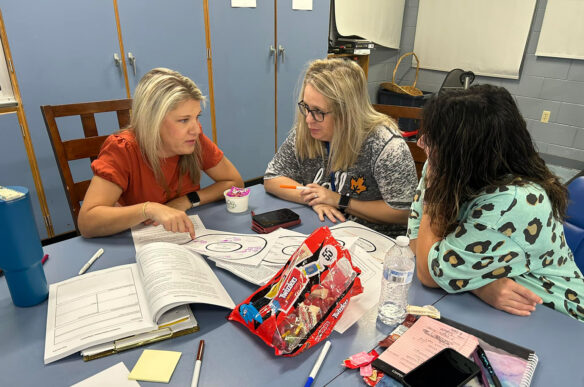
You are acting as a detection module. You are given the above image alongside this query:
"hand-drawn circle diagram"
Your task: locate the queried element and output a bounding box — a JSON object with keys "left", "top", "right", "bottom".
{"left": 331, "top": 226, "right": 386, "bottom": 254}
{"left": 185, "top": 233, "right": 268, "bottom": 262}
{"left": 206, "top": 241, "right": 243, "bottom": 252}
{"left": 263, "top": 235, "right": 307, "bottom": 266}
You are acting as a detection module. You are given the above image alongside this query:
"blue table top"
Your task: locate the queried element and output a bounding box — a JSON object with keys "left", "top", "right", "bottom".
{"left": 0, "top": 185, "right": 445, "bottom": 387}
{"left": 5, "top": 185, "right": 579, "bottom": 386}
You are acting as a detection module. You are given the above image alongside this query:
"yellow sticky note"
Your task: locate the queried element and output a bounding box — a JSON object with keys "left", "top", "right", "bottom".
{"left": 128, "top": 349, "right": 182, "bottom": 383}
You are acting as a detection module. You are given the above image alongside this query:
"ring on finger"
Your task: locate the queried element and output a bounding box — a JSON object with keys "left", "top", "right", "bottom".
{"left": 314, "top": 193, "right": 318, "bottom": 199}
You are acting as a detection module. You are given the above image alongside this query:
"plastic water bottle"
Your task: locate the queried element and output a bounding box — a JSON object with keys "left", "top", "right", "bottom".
{"left": 378, "top": 236, "right": 415, "bottom": 326}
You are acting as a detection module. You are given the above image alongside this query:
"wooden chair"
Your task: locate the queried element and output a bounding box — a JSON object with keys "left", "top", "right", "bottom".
{"left": 373, "top": 104, "right": 426, "bottom": 180}
{"left": 41, "top": 99, "right": 132, "bottom": 231}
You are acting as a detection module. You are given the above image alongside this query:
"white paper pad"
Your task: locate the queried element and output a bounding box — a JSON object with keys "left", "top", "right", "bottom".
{"left": 69, "top": 362, "right": 139, "bottom": 387}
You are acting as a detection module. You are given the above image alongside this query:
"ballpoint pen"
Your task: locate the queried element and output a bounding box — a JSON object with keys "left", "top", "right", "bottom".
{"left": 476, "top": 345, "right": 502, "bottom": 387}
{"left": 191, "top": 340, "right": 204, "bottom": 387}
{"left": 78, "top": 248, "right": 104, "bottom": 275}
{"left": 472, "top": 348, "right": 490, "bottom": 387}
{"left": 304, "top": 340, "right": 331, "bottom": 387}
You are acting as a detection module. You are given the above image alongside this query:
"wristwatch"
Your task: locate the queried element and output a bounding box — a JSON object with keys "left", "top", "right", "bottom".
{"left": 187, "top": 191, "right": 201, "bottom": 208}
{"left": 338, "top": 194, "right": 351, "bottom": 215}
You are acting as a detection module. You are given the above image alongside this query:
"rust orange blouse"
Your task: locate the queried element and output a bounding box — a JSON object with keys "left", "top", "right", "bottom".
{"left": 91, "top": 130, "right": 223, "bottom": 205}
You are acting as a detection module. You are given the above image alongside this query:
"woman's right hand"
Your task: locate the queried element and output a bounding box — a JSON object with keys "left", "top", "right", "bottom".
{"left": 471, "top": 278, "right": 543, "bottom": 316}
{"left": 144, "top": 202, "right": 196, "bottom": 239}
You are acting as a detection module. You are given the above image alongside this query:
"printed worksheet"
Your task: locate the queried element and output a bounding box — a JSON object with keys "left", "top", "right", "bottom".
{"left": 131, "top": 214, "right": 206, "bottom": 249}
{"left": 377, "top": 316, "right": 479, "bottom": 374}
{"left": 330, "top": 221, "right": 396, "bottom": 262}
{"left": 44, "top": 265, "right": 155, "bottom": 364}
{"left": 261, "top": 228, "right": 307, "bottom": 266}
{"left": 215, "top": 260, "right": 280, "bottom": 286}
{"left": 334, "top": 245, "right": 383, "bottom": 334}
{"left": 182, "top": 229, "right": 273, "bottom": 266}
{"left": 44, "top": 243, "right": 234, "bottom": 365}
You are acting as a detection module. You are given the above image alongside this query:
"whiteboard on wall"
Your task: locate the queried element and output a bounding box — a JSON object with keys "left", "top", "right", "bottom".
{"left": 335, "top": 0, "right": 405, "bottom": 49}
{"left": 413, "top": 0, "right": 536, "bottom": 79}
{"left": 0, "top": 38, "right": 16, "bottom": 107}
{"left": 536, "top": 0, "right": 584, "bottom": 60}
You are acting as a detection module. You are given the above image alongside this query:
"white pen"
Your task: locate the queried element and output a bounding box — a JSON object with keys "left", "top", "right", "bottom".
{"left": 304, "top": 340, "right": 332, "bottom": 387}
{"left": 78, "top": 248, "right": 104, "bottom": 275}
{"left": 191, "top": 340, "right": 204, "bottom": 387}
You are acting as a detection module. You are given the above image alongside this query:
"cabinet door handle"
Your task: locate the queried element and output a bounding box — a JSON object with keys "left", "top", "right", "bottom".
{"left": 113, "top": 53, "right": 122, "bottom": 67}
{"left": 278, "top": 45, "right": 285, "bottom": 63}
{"left": 127, "top": 52, "right": 137, "bottom": 76}
{"left": 269, "top": 45, "right": 276, "bottom": 56}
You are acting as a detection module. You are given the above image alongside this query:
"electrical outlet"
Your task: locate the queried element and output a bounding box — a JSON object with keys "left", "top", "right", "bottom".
{"left": 541, "top": 110, "right": 551, "bottom": 123}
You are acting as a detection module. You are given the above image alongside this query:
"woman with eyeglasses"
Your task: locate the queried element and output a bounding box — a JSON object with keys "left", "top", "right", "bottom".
{"left": 409, "top": 84, "right": 583, "bottom": 321}
{"left": 264, "top": 58, "right": 417, "bottom": 237}
{"left": 78, "top": 68, "right": 243, "bottom": 238}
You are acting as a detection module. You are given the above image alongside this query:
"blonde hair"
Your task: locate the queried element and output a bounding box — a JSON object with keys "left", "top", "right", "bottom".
{"left": 295, "top": 58, "right": 398, "bottom": 171}
{"left": 130, "top": 68, "right": 206, "bottom": 196}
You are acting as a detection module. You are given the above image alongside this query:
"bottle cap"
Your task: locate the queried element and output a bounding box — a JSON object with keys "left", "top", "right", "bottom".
{"left": 395, "top": 236, "right": 410, "bottom": 247}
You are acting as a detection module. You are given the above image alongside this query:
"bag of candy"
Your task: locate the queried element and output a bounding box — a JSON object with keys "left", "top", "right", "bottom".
{"left": 228, "top": 226, "right": 363, "bottom": 356}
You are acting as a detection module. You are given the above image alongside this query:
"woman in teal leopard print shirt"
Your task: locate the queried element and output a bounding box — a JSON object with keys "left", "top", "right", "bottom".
{"left": 408, "top": 85, "right": 583, "bottom": 321}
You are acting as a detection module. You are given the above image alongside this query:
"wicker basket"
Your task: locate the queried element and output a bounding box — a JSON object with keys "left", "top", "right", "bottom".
{"left": 381, "top": 52, "right": 423, "bottom": 97}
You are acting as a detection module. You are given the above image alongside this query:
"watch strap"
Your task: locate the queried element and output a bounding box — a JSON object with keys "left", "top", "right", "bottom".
{"left": 187, "top": 191, "right": 201, "bottom": 208}
{"left": 338, "top": 194, "right": 351, "bottom": 214}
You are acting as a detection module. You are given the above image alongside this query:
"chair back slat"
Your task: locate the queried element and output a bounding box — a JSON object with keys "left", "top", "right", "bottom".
{"left": 117, "top": 109, "right": 131, "bottom": 128}
{"left": 373, "top": 104, "right": 423, "bottom": 121}
{"left": 373, "top": 104, "right": 426, "bottom": 179}
{"left": 73, "top": 180, "right": 92, "bottom": 203}
{"left": 63, "top": 135, "right": 109, "bottom": 161}
{"left": 50, "top": 99, "right": 133, "bottom": 117}
{"left": 80, "top": 113, "right": 99, "bottom": 138}
{"left": 41, "top": 99, "right": 132, "bottom": 232}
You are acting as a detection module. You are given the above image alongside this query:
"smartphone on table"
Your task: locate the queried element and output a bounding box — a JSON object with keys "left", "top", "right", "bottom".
{"left": 251, "top": 208, "right": 300, "bottom": 234}
{"left": 402, "top": 348, "right": 480, "bottom": 387}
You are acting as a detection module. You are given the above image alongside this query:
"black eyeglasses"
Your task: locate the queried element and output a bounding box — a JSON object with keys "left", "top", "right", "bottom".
{"left": 297, "top": 101, "right": 331, "bottom": 122}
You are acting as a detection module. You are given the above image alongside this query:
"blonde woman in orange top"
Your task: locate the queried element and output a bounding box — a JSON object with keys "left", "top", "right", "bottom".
{"left": 78, "top": 68, "right": 243, "bottom": 238}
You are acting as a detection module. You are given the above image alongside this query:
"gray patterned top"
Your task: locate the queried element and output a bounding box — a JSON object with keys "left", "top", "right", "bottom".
{"left": 265, "top": 126, "right": 417, "bottom": 237}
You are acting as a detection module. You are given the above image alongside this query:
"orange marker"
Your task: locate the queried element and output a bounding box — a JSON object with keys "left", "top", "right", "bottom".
{"left": 280, "top": 184, "right": 308, "bottom": 190}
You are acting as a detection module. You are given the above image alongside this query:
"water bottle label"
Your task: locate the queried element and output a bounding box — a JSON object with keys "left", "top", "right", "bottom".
{"left": 385, "top": 269, "right": 413, "bottom": 284}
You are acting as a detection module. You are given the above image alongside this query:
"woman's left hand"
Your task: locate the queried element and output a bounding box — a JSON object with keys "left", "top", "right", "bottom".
{"left": 312, "top": 203, "right": 346, "bottom": 223}
{"left": 300, "top": 183, "right": 339, "bottom": 208}
{"left": 471, "top": 278, "right": 543, "bottom": 316}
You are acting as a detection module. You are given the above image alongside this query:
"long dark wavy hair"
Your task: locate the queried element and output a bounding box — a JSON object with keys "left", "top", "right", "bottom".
{"left": 420, "top": 84, "right": 567, "bottom": 235}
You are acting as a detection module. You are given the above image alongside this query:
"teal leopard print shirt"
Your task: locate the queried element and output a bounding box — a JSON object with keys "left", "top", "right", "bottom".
{"left": 408, "top": 167, "right": 584, "bottom": 321}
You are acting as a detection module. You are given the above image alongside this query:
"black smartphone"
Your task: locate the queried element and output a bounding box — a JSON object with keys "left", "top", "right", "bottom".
{"left": 251, "top": 208, "right": 300, "bottom": 233}
{"left": 402, "top": 348, "right": 480, "bottom": 387}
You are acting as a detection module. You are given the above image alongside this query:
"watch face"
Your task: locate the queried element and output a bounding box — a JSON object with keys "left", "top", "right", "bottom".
{"left": 188, "top": 191, "right": 200, "bottom": 207}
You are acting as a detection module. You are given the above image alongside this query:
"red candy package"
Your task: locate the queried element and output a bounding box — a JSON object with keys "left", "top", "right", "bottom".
{"left": 228, "top": 226, "right": 363, "bottom": 356}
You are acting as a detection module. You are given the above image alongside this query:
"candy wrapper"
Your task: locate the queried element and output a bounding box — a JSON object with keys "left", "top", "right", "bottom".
{"left": 225, "top": 186, "right": 250, "bottom": 197}
{"left": 229, "top": 226, "right": 363, "bottom": 356}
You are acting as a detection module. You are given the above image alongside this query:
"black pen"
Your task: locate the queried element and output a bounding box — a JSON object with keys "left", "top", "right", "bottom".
{"left": 471, "top": 349, "right": 489, "bottom": 387}
{"left": 476, "top": 345, "right": 502, "bottom": 387}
